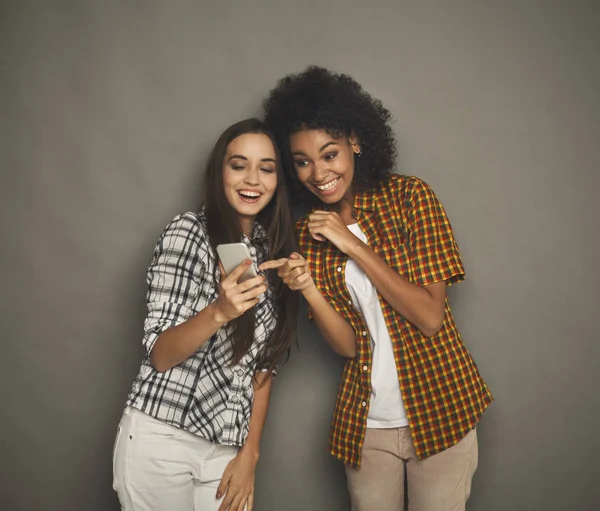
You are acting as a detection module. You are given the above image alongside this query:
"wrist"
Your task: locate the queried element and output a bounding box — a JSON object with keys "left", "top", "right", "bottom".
{"left": 208, "top": 300, "right": 229, "bottom": 327}
{"left": 301, "top": 282, "right": 321, "bottom": 302}
{"left": 238, "top": 443, "right": 260, "bottom": 464}
{"left": 345, "top": 237, "right": 367, "bottom": 258}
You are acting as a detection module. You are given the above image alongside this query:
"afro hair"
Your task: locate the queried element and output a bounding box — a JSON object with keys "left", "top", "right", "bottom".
{"left": 263, "top": 66, "right": 398, "bottom": 206}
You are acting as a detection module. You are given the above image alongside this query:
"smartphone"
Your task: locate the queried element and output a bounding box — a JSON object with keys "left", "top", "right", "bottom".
{"left": 216, "top": 243, "right": 258, "bottom": 283}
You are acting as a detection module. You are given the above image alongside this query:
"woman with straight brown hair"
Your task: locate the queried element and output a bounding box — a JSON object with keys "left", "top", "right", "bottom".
{"left": 112, "top": 118, "right": 298, "bottom": 511}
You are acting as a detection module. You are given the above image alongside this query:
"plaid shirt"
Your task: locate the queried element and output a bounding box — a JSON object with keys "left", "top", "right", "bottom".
{"left": 126, "top": 209, "right": 276, "bottom": 446}
{"left": 297, "top": 174, "right": 493, "bottom": 468}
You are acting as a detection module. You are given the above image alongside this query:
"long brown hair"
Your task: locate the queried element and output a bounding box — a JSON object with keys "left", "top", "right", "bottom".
{"left": 202, "top": 118, "right": 298, "bottom": 375}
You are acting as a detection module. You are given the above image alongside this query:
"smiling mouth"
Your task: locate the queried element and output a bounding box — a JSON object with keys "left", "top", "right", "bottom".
{"left": 314, "top": 178, "right": 340, "bottom": 193}
{"left": 237, "top": 190, "right": 262, "bottom": 202}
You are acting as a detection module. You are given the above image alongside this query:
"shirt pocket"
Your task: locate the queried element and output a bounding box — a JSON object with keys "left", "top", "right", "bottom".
{"left": 378, "top": 236, "right": 412, "bottom": 280}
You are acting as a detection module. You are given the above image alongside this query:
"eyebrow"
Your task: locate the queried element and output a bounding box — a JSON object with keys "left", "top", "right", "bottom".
{"left": 228, "top": 154, "right": 276, "bottom": 163}
{"left": 291, "top": 141, "right": 338, "bottom": 156}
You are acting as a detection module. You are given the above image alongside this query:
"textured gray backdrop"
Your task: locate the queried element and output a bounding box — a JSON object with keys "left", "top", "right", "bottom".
{"left": 1, "top": 1, "right": 599, "bottom": 510}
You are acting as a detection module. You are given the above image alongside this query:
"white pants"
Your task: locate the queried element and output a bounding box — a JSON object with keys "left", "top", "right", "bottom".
{"left": 113, "top": 406, "right": 239, "bottom": 510}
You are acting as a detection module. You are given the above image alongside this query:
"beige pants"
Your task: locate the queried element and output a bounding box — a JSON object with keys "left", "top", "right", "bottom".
{"left": 346, "top": 427, "right": 478, "bottom": 511}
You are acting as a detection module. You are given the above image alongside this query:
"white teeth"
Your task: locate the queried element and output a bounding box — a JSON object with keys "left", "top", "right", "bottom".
{"left": 316, "top": 178, "right": 340, "bottom": 191}
{"left": 239, "top": 191, "right": 261, "bottom": 198}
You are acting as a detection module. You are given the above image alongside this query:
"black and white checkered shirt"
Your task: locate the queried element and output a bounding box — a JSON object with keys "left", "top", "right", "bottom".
{"left": 126, "top": 209, "right": 277, "bottom": 446}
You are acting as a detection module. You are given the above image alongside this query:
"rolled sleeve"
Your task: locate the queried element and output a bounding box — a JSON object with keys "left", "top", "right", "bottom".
{"left": 142, "top": 213, "right": 206, "bottom": 355}
{"left": 254, "top": 346, "right": 281, "bottom": 376}
{"left": 256, "top": 367, "right": 277, "bottom": 377}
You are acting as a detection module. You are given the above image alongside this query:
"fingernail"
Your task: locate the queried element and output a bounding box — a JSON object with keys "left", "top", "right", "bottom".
{"left": 216, "top": 492, "right": 222, "bottom": 498}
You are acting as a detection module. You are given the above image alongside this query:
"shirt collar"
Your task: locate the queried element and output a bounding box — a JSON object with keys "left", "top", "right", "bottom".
{"left": 246, "top": 221, "right": 268, "bottom": 245}
{"left": 305, "top": 187, "right": 378, "bottom": 216}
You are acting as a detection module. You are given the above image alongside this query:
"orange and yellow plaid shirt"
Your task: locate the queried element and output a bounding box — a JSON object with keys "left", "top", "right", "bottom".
{"left": 297, "top": 174, "right": 493, "bottom": 468}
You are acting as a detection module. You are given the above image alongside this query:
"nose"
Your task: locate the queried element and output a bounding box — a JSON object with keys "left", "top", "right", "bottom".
{"left": 312, "top": 161, "right": 330, "bottom": 183}
{"left": 244, "top": 167, "right": 260, "bottom": 185}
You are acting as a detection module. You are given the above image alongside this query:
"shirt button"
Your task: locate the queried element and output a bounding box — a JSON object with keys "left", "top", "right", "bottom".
{"left": 336, "top": 267, "right": 342, "bottom": 273}
{"left": 347, "top": 300, "right": 352, "bottom": 305}
{"left": 362, "top": 401, "right": 367, "bottom": 407}
{"left": 362, "top": 365, "right": 368, "bottom": 371}
{"left": 231, "top": 396, "right": 239, "bottom": 403}
{"left": 362, "top": 331, "right": 367, "bottom": 336}
{"left": 237, "top": 369, "right": 244, "bottom": 377}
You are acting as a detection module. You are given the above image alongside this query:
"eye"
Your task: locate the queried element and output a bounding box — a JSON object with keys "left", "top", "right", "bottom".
{"left": 260, "top": 167, "right": 275, "bottom": 173}
{"left": 294, "top": 159, "right": 309, "bottom": 168}
{"left": 324, "top": 152, "right": 338, "bottom": 161}
{"left": 230, "top": 164, "right": 245, "bottom": 170}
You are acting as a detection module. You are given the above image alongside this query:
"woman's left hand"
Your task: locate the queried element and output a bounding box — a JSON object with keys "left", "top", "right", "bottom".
{"left": 216, "top": 449, "right": 258, "bottom": 511}
{"left": 307, "top": 210, "right": 361, "bottom": 255}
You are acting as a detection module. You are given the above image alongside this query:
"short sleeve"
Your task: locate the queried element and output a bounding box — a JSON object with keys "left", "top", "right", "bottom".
{"left": 406, "top": 179, "right": 465, "bottom": 287}
{"left": 142, "top": 213, "right": 207, "bottom": 355}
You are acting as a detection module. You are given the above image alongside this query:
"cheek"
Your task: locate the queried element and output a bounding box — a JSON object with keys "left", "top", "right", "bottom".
{"left": 265, "top": 174, "right": 278, "bottom": 194}
{"left": 338, "top": 157, "right": 354, "bottom": 179}
{"left": 222, "top": 169, "right": 235, "bottom": 189}
{"left": 295, "top": 167, "right": 311, "bottom": 185}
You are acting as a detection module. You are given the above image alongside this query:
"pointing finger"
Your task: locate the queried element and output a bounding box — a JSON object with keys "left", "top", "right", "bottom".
{"left": 258, "top": 258, "right": 289, "bottom": 271}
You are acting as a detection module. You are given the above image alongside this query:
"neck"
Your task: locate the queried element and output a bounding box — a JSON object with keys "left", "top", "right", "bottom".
{"left": 239, "top": 217, "right": 254, "bottom": 238}
{"left": 336, "top": 194, "right": 356, "bottom": 225}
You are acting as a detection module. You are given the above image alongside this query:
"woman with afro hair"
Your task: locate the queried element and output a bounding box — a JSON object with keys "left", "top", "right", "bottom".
{"left": 260, "top": 66, "right": 493, "bottom": 511}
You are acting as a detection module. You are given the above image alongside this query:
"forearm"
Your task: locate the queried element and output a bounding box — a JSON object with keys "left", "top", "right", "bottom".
{"left": 149, "top": 301, "right": 227, "bottom": 373}
{"left": 258, "top": 253, "right": 356, "bottom": 357}
{"left": 302, "top": 285, "right": 357, "bottom": 358}
{"left": 238, "top": 373, "right": 273, "bottom": 462}
{"left": 348, "top": 241, "right": 445, "bottom": 337}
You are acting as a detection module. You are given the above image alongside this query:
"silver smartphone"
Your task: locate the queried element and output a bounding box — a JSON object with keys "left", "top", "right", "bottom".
{"left": 216, "top": 243, "right": 258, "bottom": 283}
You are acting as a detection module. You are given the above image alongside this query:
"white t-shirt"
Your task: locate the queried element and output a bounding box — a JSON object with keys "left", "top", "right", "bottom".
{"left": 345, "top": 223, "right": 409, "bottom": 428}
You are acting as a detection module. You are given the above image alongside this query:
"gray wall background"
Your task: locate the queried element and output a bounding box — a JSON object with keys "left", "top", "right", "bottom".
{"left": 1, "top": 1, "right": 599, "bottom": 510}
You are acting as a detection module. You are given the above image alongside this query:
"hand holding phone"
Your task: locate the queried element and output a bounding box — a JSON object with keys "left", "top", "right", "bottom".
{"left": 214, "top": 243, "right": 266, "bottom": 323}
{"left": 216, "top": 243, "right": 258, "bottom": 283}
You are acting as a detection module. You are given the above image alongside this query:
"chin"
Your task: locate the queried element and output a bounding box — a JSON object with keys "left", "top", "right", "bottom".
{"left": 314, "top": 191, "right": 344, "bottom": 205}
{"left": 238, "top": 205, "right": 263, "bottom": 216}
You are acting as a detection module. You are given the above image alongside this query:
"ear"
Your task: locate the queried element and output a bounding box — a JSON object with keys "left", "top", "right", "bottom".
{"left": 348, "top": 132, "right": 361, "bottom": 155}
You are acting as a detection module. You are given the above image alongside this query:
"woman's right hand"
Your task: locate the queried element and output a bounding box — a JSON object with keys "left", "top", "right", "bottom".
{"left": 259, "top": 253, "right": 315, "bottom": 294}
{"left": 261, "top": 253, "right": 356, "bottom": 357}
{"left": 214, "top": 260, "right": 268, "bottom": 323}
